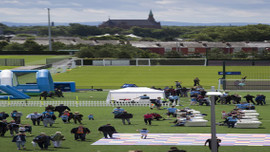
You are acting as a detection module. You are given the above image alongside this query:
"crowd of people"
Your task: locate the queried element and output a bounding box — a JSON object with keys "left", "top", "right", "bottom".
{"left": 0, "top": 103, "right": 119, "bottom": 150}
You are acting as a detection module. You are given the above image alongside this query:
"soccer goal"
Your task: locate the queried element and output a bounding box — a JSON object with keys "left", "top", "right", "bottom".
{"left": 218, "top": 79, "right": 270, "bottom": 91}
{"left": 103, "top": 59, "right": 130, "bottom": 66}
{"left": 135, "top": 58, "right": 151, "bottom": 66}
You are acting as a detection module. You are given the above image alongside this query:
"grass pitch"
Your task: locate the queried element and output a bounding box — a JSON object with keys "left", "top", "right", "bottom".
{"left": 52, "top": 66, "right": 270, "bottom": 89}
{"left": 0, "top": 55, "right": 71, "bottom": 65}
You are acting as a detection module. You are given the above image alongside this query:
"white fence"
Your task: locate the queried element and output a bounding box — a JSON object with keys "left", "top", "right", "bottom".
{"left": 0, "top": 100, "right": 171, "bottom": 107}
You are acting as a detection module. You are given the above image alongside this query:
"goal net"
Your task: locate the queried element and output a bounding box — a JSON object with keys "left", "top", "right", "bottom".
{"left": 136, "top": 58, "right": 151, "bottom": 66}
{"left": 219, "top": 79, "right": 270, "bottom": 90}
{"left": 92, "top": 59, "right": 130, "bottom": 66}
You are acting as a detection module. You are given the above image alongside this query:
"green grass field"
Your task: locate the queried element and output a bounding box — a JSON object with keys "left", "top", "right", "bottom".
{"left": 52, "top": 66, "right": 270, "bottom": 89}
{"left": 0, "top": 66, "right": 18, "bottom": 70}
{"left": 0, "top": 55, "right": 71, "bottom": 65}
{"left": 1, "top": 98, "right": 270, "bottom": 152}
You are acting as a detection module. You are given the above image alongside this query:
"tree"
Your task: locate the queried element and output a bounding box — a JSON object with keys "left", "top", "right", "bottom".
{"left": 207, "top": 48, "right": 232, "bottom": 59}
{"left": 3, "top": 42, "right": 24, "bottom": 51}
{"left": 76, "top": 47, "right": 95, "bottom": 58}
{"left": 23, "top": 40, "right": 43, "bottom": 51}
{"left": 233, "top": 51, "right": 248, "bottom": 58}
{"left": 0, "top": 41, "right": 8, "bottom": 51}
{"left": 69, "top": 23, "right": 102, "bottom": 36}
{"left": 52, "top": 42, "right": 66, "bottom": 51}
{"left": 118, "top": 51, "right": 132, "bottom": 58}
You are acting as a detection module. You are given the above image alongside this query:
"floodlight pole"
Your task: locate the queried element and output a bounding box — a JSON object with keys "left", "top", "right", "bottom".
{"left": 47, "top": 8, "right": 52, "bottom": 51}
{"left": 206, "top": 87, "right": 222, "bottom": 152}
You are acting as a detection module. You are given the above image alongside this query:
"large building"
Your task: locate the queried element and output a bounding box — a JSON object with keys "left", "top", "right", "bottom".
{"left": 99, "top": 10, "right": 161, "bottom": 29}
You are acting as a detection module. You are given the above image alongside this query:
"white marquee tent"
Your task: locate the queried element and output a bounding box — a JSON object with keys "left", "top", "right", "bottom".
{"left": 106, "top": 87, "right": 165, "bottom": 103}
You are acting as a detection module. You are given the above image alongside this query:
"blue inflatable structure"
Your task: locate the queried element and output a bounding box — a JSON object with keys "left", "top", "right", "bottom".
{"left": 12, "top": 69, "right": 54, "bottom": 93}
{"left": 0, "top": 85, "right": 30, "bottom": 99}
{"left": 0, "top": 69, "right": 76, "bottom": 99}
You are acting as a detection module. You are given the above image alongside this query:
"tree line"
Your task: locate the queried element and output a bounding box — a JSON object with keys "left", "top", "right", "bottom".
{"left": 1, "top": 39, "right": 270, "bottom": 59}
{"left": 0, "top": 39, "right": 161, "bottom": 58}
{"left": 1, "top": 23, "right": 270, "bottom": 42}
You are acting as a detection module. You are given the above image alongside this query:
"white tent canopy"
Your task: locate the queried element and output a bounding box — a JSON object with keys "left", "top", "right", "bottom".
{"left": 106, "top": 87, "right": 165, "bottom": 103}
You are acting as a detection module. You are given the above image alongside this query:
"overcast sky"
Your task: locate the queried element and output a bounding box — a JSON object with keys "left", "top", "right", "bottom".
{"left": 0, "top": 0, "right": 269, "bottom": 23}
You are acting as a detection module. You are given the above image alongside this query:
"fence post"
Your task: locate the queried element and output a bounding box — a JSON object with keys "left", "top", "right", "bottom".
{"left": 76, "top": 96, "right": 79, "bottom": 107}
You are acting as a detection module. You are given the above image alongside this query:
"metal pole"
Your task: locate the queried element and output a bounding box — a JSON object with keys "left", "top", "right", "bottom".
{"left": 47, "top": 8, "right": 52, "bottom": 51}
{"left": 222, "top": 61, "right": 226, "bottom": 90}
{"left": 210, "top": 86, "right": 217, "bottom": 152}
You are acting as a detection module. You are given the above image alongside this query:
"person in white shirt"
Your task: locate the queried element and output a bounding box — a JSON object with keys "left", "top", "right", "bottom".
{"left": 26, "top": 112, "right": 42, "bottom": 126}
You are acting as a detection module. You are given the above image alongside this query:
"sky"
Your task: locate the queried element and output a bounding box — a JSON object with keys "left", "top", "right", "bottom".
{"left": 0, "top": 0, "right": 270, "bottom": 24}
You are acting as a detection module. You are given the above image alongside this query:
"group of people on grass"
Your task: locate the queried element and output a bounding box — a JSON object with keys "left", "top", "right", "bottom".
{"left": 219, "top": 102, "right": 256, "bottom": 128}
{"left": 0, "top": 103, "right": 103, "bottom": 150}
{"left": 189, "top": 88, "right": 266, "bottom": 106}
{"left": 152, "top": 78, "right": 267, "bottom": 108}
{"left": 150, "top": 77, "right": 201, "bottom": 106}
{"left": 215, "top": 93, "right": 266, "bottom": 105}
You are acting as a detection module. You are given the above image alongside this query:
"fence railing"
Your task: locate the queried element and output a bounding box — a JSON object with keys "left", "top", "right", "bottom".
{"left": 78, "top": 58, "right": 206, "bottom": 66}
{"left": 0, "top": 58, "right": 25, "bottom": 66}
{"left": 0, "top": 100, "right": 171, "bottom": 107}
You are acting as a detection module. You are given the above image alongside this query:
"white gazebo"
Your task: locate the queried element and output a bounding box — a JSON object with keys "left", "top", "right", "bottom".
{"left": 106, "top": 87, "right": 165, "bottom": 103}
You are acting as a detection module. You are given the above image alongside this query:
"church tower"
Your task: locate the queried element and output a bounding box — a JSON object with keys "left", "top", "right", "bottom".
{"left": 148, "top": 10, "right": 155, "bottom": 22}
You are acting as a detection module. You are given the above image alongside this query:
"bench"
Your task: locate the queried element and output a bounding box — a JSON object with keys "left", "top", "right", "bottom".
{"left": 235, "top": 121, "right": 262, "bottom": 128}
{"left": 185, "top": 120, "right": 208, "bottom": 127}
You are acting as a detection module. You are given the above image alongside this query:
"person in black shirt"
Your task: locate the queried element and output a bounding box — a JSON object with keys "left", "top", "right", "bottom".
{"left": 33, "top": 132, "right": 53, "bottom": 150}
{"left": 73, "top": 112, "right": 83, "bottom": 124}
{"left": 200, "top": 89, "right": 207, "bottom": 97}
{"left": 225, "top": 95, "right": 232, "bottom": 104}
{"left": 243, "top": 94, "right": 256, "bottom": 104}
{"left": 0, "top": 120, "right": 8, "bottom": 136}
{"left": 54, "top": 104, "right": 71, "bottom": 117}
{"left": 40, "top": 91, "right": 48, "bottom": 100}
{"left": 118, "top": 111, "right": 133, "bottom": 125}
{"left": 0, "top": 112, "right": 9, "bottom": 120}
{"left": 8, "top": 120, "right": 19, "bottom": 136}
{"left": 55, "top": 88, "right": 64, "bottom": 97}
{"left": 71, "top": 125, "right": 90, "bottom": 141}
{"left": 204, "top": 137, "right": 222, "bottom": 151}
{"left": 231, "top": 94, "right": 241, "bottom": 104}
{"left": 193, "top": 77, "right": 200, "bottom": 86}
{"left": 98, "top": 124, "right": 117, "bottom": 139}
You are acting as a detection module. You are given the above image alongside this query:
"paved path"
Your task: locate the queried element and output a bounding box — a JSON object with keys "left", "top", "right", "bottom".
{"left": 12, "top": 65, "right": 45, "bottom": 70}
{"left": 92, "top": 133, "right": 270, "bottom": 146}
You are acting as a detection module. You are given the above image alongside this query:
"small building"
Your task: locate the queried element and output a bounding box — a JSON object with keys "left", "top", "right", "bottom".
{"left": 99, "top": 10, "right": 161, "bottom": 29}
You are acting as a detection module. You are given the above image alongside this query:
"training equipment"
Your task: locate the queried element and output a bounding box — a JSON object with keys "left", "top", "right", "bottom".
{"left": 219, "top": 79, "right": 270, "bottom": 90}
